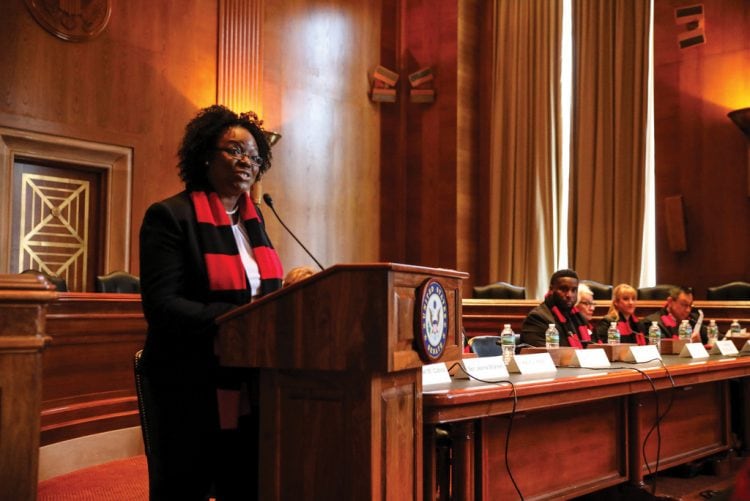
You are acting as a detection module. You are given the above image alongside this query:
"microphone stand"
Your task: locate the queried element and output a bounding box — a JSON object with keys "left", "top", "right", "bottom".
{"left": 262, "top": 193, "right": 325, "bottom": 271}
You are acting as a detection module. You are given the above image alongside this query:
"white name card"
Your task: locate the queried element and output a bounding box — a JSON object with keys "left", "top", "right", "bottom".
{"left": 620, "top": 345, "right": 662, "bottom": 364}
{"left": 569, "top": 348, "right": 610, "bottom": 368}
{"left": 679, "top": 342, "right": 710, "bottom": 359}
{"left": 710, "top": 340, "right": 740, "bottom": 356}
{"left": 507, "top": 353, "right": 557, "bottom": 375}
{"left": 422, "top": 362, "right": 451, "bottom": 386}
{"left": 455, "top": 356, "right": 510, "bottom": 381}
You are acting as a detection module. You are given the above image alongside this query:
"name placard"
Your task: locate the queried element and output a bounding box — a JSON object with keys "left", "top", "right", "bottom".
{"left": 620, "top": 345, "right": 662, "bottom": 364}
{"left": 507, "top": 353, "right": 557, "bottom": 375}
{"left": 679, "top": 342, "right": 710, "bottom": 359}
{"left": 710, "top": 340, "right": 740, "bottom": 356}
{"left": 569, "top": 348, "right": 610, "bottom": 368}
{"left": 455, "top": 356, "right": 510, "bottom": 381}
{"left": 422, "top": 362, "right": 451, "bottom": 386}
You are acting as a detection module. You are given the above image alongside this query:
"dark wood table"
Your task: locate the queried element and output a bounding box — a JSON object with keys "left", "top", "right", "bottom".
{"left": 423, "top": 353, "right": 750, "bottom": 500}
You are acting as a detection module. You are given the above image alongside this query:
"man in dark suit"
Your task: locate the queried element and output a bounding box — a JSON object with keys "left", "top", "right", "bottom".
{"left": 521, "top": 269, "right": 591, "bottom": 348}
{"left": 641, "top": 286, "right": 707, "bottom": 343}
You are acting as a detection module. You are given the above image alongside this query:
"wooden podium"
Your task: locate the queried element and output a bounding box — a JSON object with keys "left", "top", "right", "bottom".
{"left": 215, "top": 263, "right": 467, "bottom": 500}
{"left": 0, "top": 274, "right": 55, "bottom": 501}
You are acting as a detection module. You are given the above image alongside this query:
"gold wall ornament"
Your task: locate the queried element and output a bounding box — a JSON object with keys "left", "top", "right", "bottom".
{"left": 19, "top": 173, "right": 89, "bottom": 291}
{"left": 24, "top": 0, "right": 111, "bottom": 42}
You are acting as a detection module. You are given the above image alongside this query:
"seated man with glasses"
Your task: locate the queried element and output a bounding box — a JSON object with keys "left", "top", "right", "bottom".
{"left": 641, "top": 285, "right": 707, "bottom": 343}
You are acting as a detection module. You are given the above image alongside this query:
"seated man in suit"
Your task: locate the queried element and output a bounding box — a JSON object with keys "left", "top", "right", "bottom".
{"left": 521, "top": 269, "right": 591, "bottom": 348}
{"left": 641, "top": 285, "right": 707, "bottom": 343}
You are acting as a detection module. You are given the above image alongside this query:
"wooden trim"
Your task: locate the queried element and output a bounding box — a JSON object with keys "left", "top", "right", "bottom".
{"left": 41, "top": 292, "right": 146, "bottom": 446}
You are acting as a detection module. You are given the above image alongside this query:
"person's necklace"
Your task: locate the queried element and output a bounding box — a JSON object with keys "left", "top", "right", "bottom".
{"left": 226, "top": 206, "right": 238, "bottom": 224}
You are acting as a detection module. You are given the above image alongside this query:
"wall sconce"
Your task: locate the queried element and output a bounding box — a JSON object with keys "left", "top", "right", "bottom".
{"left": 728, "top": 107, "right": 750, "bottom": 196}
{"left": 252, "top": 130, "right": 281, "bottom": 205}
{"left": 264, "top": 130, "right": 282, "bottom": 147}
{"left": 409, "top": 67, "right": 435, "bottom": 104}
{"left": 370, "top": 65, "right": 398, "bottom": 103}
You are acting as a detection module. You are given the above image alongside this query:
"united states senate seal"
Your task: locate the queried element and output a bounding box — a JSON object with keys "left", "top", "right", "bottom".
{"left": 418, "top": 279, "right": 448, "bottom": 361}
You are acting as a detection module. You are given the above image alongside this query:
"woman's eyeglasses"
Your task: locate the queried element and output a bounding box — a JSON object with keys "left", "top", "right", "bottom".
{"left": 215, "top": 146, "right": 264, "bottom": 166}
{"left": 579, "top": 301, "right": 596, "bottom": 308}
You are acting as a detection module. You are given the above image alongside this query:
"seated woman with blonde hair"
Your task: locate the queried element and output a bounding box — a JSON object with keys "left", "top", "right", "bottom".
{"left": 593, "top": 283, "right": 646, "bottom": 344}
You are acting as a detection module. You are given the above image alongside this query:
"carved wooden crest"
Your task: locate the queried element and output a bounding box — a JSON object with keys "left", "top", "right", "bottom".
{"left": 24, "top": 0, "right": 111, "bottom": 42}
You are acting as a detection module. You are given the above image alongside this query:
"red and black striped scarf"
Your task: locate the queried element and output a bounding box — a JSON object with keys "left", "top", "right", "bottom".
{"left": 545, "top": 294, "right": 591, "bottom": 348}
{"left": 191, "top": 190, "right": 283, "bottom": 430}
{"left": 191, "top": 190, "right": 283, "bottom": 296}
{"left": 617, "top": 313, "right": 646, "bottom": 345}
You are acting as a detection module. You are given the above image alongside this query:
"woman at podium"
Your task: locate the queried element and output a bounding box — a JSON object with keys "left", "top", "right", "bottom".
{"left": 139, "top": 105, "right": 283, "bottom": 500}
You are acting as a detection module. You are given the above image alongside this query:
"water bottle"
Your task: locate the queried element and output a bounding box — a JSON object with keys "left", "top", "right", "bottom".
{"left": 678, "top": 319, "right": 692, "bottom": 340}
{"left": 730, "top": 319, "right": 742, "bottom": 337}
{"left": 500, "top": 324, "right": 515, "bottom": 364}
{"left": 545, "top": 323, "right": 559, "bottom": 349}
{"left": 607, "top": 321, "right": 620, "bottom": 345}
{"left": 648, "top": 320, "right": 661, "bottom": 350}
{"left": 707, "top": 320, "right": 719, "bottom": 345}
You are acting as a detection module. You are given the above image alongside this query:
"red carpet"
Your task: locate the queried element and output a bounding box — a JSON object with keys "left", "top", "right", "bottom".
{"left": 37, "top": 455, "right": 148, "bottom": 501}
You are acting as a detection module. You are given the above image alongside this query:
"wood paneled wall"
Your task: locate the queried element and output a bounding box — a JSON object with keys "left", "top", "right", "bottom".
{"left": 0, "top": 0, "right": 391, "bottom": 276}
{"left": 0, "top": 0, "right": 480, "bottom": 287}
{"left": 0, "top": 0, "right": 218, "bottom": 275}
{"left": 261, "top": 0, "right": 383, "bottom": 269}
{"left": 376, "top": 0, "right": 481, "bottom": 287}
{"left": 653, "top": 0, "right": 750, "bottom": 297}
{"left": 3, "top": 0, "right": 747, "bottom": 298}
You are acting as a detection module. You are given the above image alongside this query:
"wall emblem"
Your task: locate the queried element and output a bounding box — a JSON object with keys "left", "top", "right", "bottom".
{"left": 24, "top": 0, "right": 111, "bottom": 42}
{"left": 417, "top": 279, "right": 449, "bottom": 362}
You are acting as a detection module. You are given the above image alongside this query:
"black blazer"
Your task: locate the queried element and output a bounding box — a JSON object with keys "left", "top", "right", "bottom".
{"left": 139, "top": 191, "right": 275, "bottom": 378}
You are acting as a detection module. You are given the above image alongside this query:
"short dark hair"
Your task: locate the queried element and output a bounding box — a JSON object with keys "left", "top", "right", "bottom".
{"left": 550, "top": 269, "right": 579, "bottom": 287}
{"left": 177, "top": 104, "right": 273, "bottom": 191}
{"left": 669, "top": 285, "right": 693, "bottom": 301}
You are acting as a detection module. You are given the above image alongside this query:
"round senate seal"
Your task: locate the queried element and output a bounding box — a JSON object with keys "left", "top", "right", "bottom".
{"left": 417, "top": 279, "right": 449, "bottom": 362}
{"left": 25, "top": 0, "right": 111, "bottom": 42}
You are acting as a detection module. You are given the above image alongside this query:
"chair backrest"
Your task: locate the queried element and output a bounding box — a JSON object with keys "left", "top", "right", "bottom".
{"left": 96, "top": 271, "right": 140, "bottom": 293}
{"left": 134, "top": 350, "right": 160, "bottom": 488}
{"left": 580, "top": 280, "right": 613, "bottom": 300}
{"left": 468, "top": 336, "right": 503, "bottom": 357}
{"left": 20, "top": 269, "right": 68, "bottom": 292}
{"left": 472, "top": 281, "right": 526, "bottom": 300}
{"left": 707, "top": 281, "right": 750, "bottom": 300}
{"left": 637, "top": 284, "right": 677, "bottom": 300}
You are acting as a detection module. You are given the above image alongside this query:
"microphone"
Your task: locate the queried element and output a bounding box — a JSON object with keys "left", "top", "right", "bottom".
{"left": 262, "top": 193, "right": 325, "bottom": 271}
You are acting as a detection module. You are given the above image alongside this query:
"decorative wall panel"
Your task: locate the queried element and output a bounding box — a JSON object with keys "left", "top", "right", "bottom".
{"left": 218, "top": 0, "right": 264, "bottom": 115}
{"left": 17, "top": 173, "right": 90, "bottom": 290}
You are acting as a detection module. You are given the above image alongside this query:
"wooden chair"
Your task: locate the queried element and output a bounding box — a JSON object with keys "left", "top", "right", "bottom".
{"left": 96, "top": 271, "right": 140, "bottom": 293}
{"left": 637, "top": 284, "right": 677, "bottom": 300}
{"left": 472, "top": 281, "right": 526, "bottom": 299}
{"left": 468, "top": 336, "right": 503, "bottom": 357}
{"left": 20, "top": 269, "right": 68, "bottom": 292}
{"left": 707, "top": 281, "right": 750, "bottom": 300}
{"left": 580, "top": 280, "right": 613, "bottom": 300}
{"left": 133, "top": 350, "right": 160, "bottom": 496}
